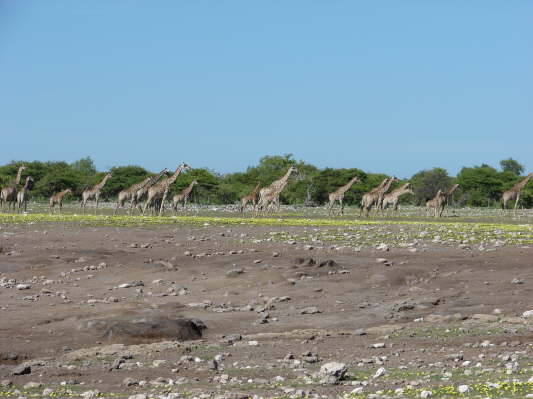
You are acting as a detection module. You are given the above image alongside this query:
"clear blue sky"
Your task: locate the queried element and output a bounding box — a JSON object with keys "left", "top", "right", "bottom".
{"left": 1, "top": 1, "right": 531, "bottom": 178}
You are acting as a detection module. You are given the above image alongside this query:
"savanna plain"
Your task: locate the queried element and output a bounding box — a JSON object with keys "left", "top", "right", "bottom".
{"left": 0, "top": 204, "right": 532, "bottom": 399}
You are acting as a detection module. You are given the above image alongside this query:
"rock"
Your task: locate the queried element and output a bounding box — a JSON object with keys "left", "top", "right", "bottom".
{"left": 373, "top": 367, "right": 387, "bottom": 379}
{"left": 420, "top": 391, "right": 432, "bottom": 398}
{"left": 16, "top": 284, "right": 31, "bottom": 290}
{"left": 511, "top": 278, "right": 524, "bottom": 284}
{"left": 117, "top": 281, "right": 144, "bottom": 288}
{"left": 376, "top": 243, "right": 389, "bottom": 251}
{"left": 208, "top": 359, "right": 219, "bottom": 370}
{"left": 23, "top": 381, "right": 42, "bottom": 389}
{"left": 122, "top": 377, "right": 138, "bottom": 386}
{"left": 300, "top": 306, "right": 321, "bottom": 315}
{"left": 458, "top": 385, "right": 470, "bottom": 394}
{"left": 318, "top": 362, "right": 347, "bottom": 384}
{"left": 81, "top": 390, "right": 100, "bottom": 399}
{"left": 128, "top": 395, "right": 147, "bottom": 399}
{"left": 522, "top": 310, "right": 533, "bottom": 318}
{"left": 225, "top": 268, "right": 244, "bottom": 277}
{"left": 471, "top": 314, "right": 498, "bottom": 323}
{"left": 370, "top": 343, "right": 386, "bottom": 349}
{"left": 83, "top": 317, "right": 206, "bottom": 343}
{"left": 12, "top": 364, "right": 31, "bottom": 375}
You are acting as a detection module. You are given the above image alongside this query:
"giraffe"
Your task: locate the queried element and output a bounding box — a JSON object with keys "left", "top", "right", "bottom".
{"left": 114, "top": 168, "right": 169, "bottom": 215}
{"left": 0, "top": 165, "right": 26, "bottom": 211}
{"left": 131, "top": 169, "right": 170, "bottom": 214}
{"left": 172, "top": 180, "right": 198, "bottom": 212}
{"left": 382, "top": 183, "right": 413, "bottom": 213}
{"left": 49, "top": 189, "right": 72, "bottom": 214}
{"left": 16, "top": 176, "right": 33, "bottom": 213}
{"left": 257, "top": 166, "right": 298, "bottom": 213}
{"left": 501, "top": 173, "right": 533, "bottom": 210}
{"left": 426, "top": 190, "right": 445, "bottom": 217}
{"left": 327, "top": 176, "right": 360, "bottom": 216}
{"left": 239, "top": 182, "right": 261, "bottom": 215}
{"left": 143, "top": 163, "right": 190, "bottom": 216}
{"left": 360, "top": 177, "right": 397, "bottom": 217}
{"left": 81, "top": 173, "right": 112, "bottom": 214}
{"left": 426, "top": 184, "right": 459, "bottom": 217}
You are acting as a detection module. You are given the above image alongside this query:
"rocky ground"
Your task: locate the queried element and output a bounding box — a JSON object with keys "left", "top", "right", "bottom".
{"left": 0, "top": 221, "right": 532, "bottom": 398}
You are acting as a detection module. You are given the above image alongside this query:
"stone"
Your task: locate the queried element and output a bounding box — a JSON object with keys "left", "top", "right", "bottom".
{"left": 128, "top": 395, "right": 147, "bottom": 399}
{"left": 471, "top": 314, "right": 498, "bottom": 323}
{"left": 23, "top": 381, "right": 42, "bottom": 389}
{"left": 373, "top": 367, "right": 387, "bottom": 379}
{"left": 12, "top": 364, "right": 31, "bottom": 375}
{"left": 318, "top": 362, "right": 347, "bottom": 384}
{"left": 458, "top": 385, "right": 470, "bottom": 394}
{"left": 225, "top": 268, "right": 244, "bottom": 277}
{"left": 16, "top": 284, "right": 31, "bottom": 290}
{"left": 522, "top": 310, "right": 533, "bottom": 318}
{"left": 300, "top": 306, "right": 321, "bottom": 315}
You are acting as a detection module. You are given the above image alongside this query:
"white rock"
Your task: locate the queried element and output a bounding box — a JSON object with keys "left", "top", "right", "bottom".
{"left": 373, "top": 367, "right": 387, "bottom": 379}
{"left": 458, "top": 385, "right": 470, "bottom": 393}
{"left": 16, "top": 284, "right": 31, "bottom": 290}
{"left": 521, "top": 310, "right": 533, "bottom": 318}
{"left": 420, "top": 390, "right": 432, "bottom": 398}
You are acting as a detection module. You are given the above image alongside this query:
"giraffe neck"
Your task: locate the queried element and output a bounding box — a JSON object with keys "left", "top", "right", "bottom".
{"left": 251, "top": 182, "right": 261, "bottom": 195}
{"left": 95, "top": 175, "right": 110, "bottom": 190}
{"left": 380, "top": 180, "right": 394, "bottom": 193}
{"left": 344, "top": 177, "right": 359, "bottom": 191}
{"left": 14, "top": 168, "right": 24, "bottom": 185}
{"left": 163, "top": 167, "right": 184, "bottom": 188}
{"left": 514, "top": 175, "right": 532, "bottom": 191}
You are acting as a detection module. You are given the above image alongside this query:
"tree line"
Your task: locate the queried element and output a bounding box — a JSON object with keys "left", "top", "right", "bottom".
{"left": 0, "top": 155, "right": 530, "bottom": 208}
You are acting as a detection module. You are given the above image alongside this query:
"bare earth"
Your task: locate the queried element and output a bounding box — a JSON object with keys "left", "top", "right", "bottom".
{"left": 0, "top": 222, "right": 532, "bottom": 398}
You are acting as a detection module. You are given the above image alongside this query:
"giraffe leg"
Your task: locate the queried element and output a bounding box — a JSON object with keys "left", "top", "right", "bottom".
{"left": 159, "top": 193, "right": 167, "bottom": 216}
{"left": 514, "top": 194, "right": 520, "bottom": 210}
{"left": 340, "top": 199, "right": 344, "bottom": 216}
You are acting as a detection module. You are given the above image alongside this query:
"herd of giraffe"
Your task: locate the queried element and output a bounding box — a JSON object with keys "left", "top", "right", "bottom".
{"left": 0, "top": 164, "right": 532, "bottom": 217}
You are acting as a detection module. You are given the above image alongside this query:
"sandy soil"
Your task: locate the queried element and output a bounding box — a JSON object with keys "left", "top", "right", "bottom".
{"left": 0, "top": 222, "right": 532, "bottom": 398}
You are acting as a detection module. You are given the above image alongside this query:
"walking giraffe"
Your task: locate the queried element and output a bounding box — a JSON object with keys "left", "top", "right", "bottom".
{"left": 257, "top": 166, "right": 298, "bottom": 213}
{"left": 49, "top": 189, "right": 72, "bottom": 214}
{"left": 81, "top": 173, "right": 112, "bottom": 214}
{"left": 0, "top": 165, "right": 26, "bottom": 211}
{"left": 172, "top": 180, "right": 198, "bottom": 212}
{"left": 114, "top": 168, "right": 169, "bottom": 215}
{"left": 143, "top": 163, "right": 190, "bottom": 216}
{"left": 426, "top": 184, "right": 459, "bottom": 217}
{"left": 16, "top": 176, "right": 33, "bottom": 213}
{"left": 501, "top": 173, "right": 533, "bottom": 210}
{"left": 360, "top": 177, "right": 397, "bottom": 217}
{"left": 382, "top": 183, "right": 414, "bottom": 213}
{"left": 239, "top": 182, "right": 261, "bottom": 215}
{"left": 327, "top": 176, "right": 360, "bottom": 216}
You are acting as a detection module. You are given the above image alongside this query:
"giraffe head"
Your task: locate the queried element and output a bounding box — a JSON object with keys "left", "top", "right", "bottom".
{"left": 64, "top": 188, "right": 72, "bottom": 195}
{"left": 179, "top": 163, "right": 191, "bottom": 172}
{"left": 105, "top": 172, "right": 112, "bottom": 179}
{"left": 191, "top": 180, "right": 198, "bottom": 186}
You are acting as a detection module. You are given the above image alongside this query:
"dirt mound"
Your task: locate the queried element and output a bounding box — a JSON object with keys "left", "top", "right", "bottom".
{"left": 81, "top": 317, "right": 206, "bottom": 344}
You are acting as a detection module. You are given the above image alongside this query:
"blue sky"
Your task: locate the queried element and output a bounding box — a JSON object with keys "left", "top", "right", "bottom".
{"left": 1, "top": 1, "right": 531, "bottom": 178}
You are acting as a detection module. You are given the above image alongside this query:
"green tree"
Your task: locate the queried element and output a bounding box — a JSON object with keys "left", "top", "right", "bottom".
{"left": 71, "top": 157, "right": 96, "bottom": 176}
{"left": 104, "top": 165, "right": 150, "bottom": 197}
{"left": 456, "top": 165, "right": 503, "bottom": 206}
{"left": 499, "top": 158, "right": 524, "bottom": 176}
{"left": 410, "top": 168, "right": 453, "bottom": 205}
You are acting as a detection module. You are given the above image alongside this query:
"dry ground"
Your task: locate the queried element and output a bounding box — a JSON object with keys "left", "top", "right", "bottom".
{"left": 0, "top": 220, "right": 532, "bottom": 398}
